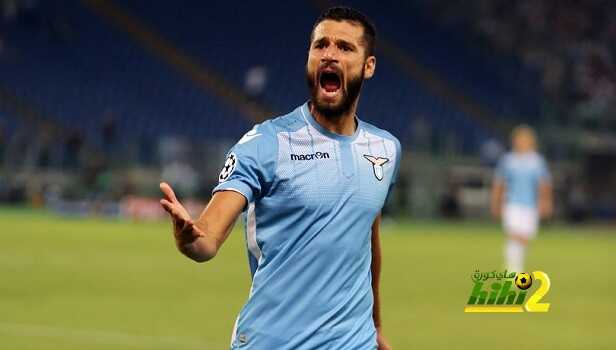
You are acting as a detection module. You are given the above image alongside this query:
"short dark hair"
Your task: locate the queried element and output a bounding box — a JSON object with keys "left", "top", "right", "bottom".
{"left": 311, "top": 6, "right": 376, "bottom": 57}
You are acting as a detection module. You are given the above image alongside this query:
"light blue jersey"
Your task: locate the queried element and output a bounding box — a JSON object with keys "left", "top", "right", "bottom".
{"left": 494, "top": 151, "right": 550, "bottom": 208}
{"left": 213, "top": 102, "right": 401, "bottom": 349}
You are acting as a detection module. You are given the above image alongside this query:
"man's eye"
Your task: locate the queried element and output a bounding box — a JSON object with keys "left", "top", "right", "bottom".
{"left": 340, "top": 45, "right": 352, "bottom": 52}
{"left": 314, "top": 42, "right": 326, "bottom": 49}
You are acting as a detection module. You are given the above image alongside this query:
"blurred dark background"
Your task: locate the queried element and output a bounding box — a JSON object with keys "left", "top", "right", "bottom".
{"left": 0, "top": 0, "right": 615, "bottom": 222}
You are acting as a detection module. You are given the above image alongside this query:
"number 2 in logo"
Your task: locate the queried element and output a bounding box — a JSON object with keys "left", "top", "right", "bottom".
{"left": 524, "top": 271, "right": 551, "bottom": 312}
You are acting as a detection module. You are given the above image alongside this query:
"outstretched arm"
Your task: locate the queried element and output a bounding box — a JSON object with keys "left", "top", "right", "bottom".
{"left": 491, "top": 180, "right": 505, "bottom": 219}
{"left": 160, "top": 182, "right": 246, "bottom": 262}
{"left": 372, "top": 213, "right": 392, "bottom": 350}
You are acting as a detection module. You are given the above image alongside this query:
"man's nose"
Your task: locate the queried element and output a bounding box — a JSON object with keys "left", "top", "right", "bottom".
{"left": 321, "top": 45, "right": 339, "bottom": 62}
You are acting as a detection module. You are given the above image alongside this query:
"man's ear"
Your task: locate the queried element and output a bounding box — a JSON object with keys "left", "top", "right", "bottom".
{"left": 363, "top": 56, "right": 376, "bottom": 79}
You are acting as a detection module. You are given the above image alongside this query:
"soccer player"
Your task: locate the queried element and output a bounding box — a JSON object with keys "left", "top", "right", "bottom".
{"left": 491, "top": 125, "right": 553, "bottom": 273}
{"left": 159, "top": 7, "right": 399, "bottom": 350}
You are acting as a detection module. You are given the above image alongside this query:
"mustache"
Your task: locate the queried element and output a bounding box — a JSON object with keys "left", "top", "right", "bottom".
{"left": 318, "top": 61, "right": 341, "bottom": 70}
{"left": 317, "top": 62, "right": 343, "bottom": 78}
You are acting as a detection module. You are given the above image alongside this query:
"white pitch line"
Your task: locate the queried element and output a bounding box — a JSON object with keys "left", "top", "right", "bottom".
{"left": 0, "top": 321, "right": 220, "bottom": 349}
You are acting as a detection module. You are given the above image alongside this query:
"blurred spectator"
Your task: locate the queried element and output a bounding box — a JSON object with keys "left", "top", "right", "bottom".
{"left": 161, "top": 161, "right": 198, "bottom": 198}
{"left": 2, "top": 0, "right": 18, "bottom": 21}
{"left": 2, "top": 0, "right": 38, "bottom": 23}
{"left": 63, "top": 130, "right": 83, "bottom": 169}
{"left": 101, "top": 111, "right": 118, "bottom": 155}
{"left": 410, "top": 114, "right": 432, "bottom": 153}
{"left": 439, "top": 180, "right": 462, "bottom": 219}
{"left": 33, "top": 121, "right": 54, "bottom": 168}
{"left": 565, "top": 179, "right": 589, "bottom": 222}
{"left": 0, "top": 119, "right": 5, "bottom": 166}
{"left": 244, "top": 65, "right": 268, "bottom": 99}
{"left": 5, "top": 124, "right": 29, "bottom": 169}
{"left": 158, "top": 136, "right": 199, "bottom": 198}
{"left": 480, "top": 138, "right": 504, "bottom": 167}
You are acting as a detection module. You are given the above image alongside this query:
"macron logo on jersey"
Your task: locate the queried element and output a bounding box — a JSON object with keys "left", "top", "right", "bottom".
{"left": 290, "top": 152, "right": 330, "bottom": 161}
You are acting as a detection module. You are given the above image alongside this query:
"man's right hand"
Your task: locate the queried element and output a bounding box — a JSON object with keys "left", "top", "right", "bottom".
{"left": 159, "top": 182, "right": 246, "bottom": 262}
{"left": 159, "top": 182, "right": 204, "bottom": 250}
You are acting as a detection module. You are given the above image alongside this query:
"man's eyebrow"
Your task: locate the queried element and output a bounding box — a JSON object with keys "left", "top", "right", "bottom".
{"left": 336, "top": 39, "right": 357, "bottom": 50}
{"left": 313, "top": 36, "right": 359, "bottom": 50}
{"left": 312, "top": 37, "right": 329, "bottom": 46}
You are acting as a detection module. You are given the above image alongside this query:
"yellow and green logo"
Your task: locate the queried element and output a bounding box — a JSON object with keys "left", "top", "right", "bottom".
{"left": 464, "top": 270, "right": 551, "bottom": 313}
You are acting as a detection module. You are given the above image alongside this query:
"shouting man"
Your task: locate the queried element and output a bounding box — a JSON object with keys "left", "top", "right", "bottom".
{"left": 160, "top": 7, "right": 400, "bottom": 349}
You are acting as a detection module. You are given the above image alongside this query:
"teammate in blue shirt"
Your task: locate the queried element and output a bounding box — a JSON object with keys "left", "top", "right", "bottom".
{"left": 159, "top": 7, "right": 399, "bottom": 350}
{"left": 491, "top": 125, "right": 553, "bottom": 273}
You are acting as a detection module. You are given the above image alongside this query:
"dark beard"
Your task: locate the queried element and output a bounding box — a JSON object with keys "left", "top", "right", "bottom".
{"left": 306, "top": 67, "right": 364, "bottom": 120}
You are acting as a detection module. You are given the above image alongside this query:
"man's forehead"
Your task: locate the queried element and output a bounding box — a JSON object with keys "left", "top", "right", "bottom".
{"left": 312, "top": 19, "right": 363, "bottom": 43}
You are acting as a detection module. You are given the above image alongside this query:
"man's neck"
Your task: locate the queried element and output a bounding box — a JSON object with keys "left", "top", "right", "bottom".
{"left": 309, "top": 101, "right": 358, "bottom": 136}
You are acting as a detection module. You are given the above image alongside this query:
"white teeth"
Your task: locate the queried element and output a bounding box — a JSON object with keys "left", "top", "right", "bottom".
{"left": 321, "top": 87, "right": 340, "bottom": 97}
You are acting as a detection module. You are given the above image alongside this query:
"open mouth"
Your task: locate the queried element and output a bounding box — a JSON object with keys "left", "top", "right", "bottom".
{"left": 319, "top": 69, "right": 342, "bottom": 94}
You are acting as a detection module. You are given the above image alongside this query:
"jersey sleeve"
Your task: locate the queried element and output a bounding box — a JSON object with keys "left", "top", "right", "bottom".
{"left": 386, "top": 137, "right": 402, "bottom": 203}
{"left": 212, "top": 121, "right": 277, "bottom": 203}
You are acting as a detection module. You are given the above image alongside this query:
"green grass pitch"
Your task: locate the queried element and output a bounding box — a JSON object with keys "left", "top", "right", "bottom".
{"left": 1, "top": 208, "right": 614, "bottom": 349}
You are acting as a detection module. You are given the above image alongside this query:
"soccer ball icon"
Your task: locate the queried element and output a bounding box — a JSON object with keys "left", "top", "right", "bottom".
{"left": 515, "top": 272, "right": 533, "bottom": 290}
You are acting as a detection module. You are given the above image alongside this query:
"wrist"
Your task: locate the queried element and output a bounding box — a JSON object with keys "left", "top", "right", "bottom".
{"left": 180, "top": 236, "right": 218, "bottom": 262}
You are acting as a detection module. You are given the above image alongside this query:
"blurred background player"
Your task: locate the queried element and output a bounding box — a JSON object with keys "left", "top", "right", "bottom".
{"left": 491, "top": 125, "right": 553, "bottom": 272}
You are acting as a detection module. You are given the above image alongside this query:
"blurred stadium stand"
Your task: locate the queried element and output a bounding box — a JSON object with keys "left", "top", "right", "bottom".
{"left": 351, "top": 1, "right": 542, "bottom": 121}
{"left": 0, "top": 0, "right": 614, "bottom": 220}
